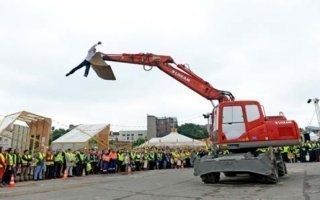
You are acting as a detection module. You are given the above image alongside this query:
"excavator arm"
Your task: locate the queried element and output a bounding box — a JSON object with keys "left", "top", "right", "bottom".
{"left": 91, "top": 52, "right": 234, "bottom": 102}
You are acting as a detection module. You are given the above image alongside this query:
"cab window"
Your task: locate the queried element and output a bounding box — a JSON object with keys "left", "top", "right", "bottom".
{"left": 245, "top": 105, "right": 260, "bottom": 122}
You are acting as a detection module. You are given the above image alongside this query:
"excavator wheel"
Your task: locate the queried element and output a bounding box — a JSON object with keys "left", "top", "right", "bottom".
{"left": 275, "top": 152, "right": 286, "bottom": 177}
{"left": 277, "top": 161, "right": 286, "bottom": 177}
{"left": 201, "top": 172, "right": 220, "bottom": 184}
{"left": 263, "top": 161, "right": 279, "bottom": 184}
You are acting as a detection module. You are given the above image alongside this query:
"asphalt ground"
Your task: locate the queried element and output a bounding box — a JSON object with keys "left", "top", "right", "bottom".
{"left": 0, "top": 163, "right": 319, "bottom": 200}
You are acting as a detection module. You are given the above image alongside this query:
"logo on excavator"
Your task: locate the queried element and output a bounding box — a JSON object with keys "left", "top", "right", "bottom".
{"left": 171, "top": 69, "right": 191, "bottom": 82}
{"left": 274, "top": 121, "right": 292, "bottom": 125}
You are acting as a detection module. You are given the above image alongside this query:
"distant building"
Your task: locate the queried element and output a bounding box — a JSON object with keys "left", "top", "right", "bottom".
{"left": 109, "top": 131, "right": 120, "bottom": 141}
{"left": 147, "top": 115, "right": 178, "bottom": 139}
{"left": 114, "top": 130, "right": 147, "bottom": 142}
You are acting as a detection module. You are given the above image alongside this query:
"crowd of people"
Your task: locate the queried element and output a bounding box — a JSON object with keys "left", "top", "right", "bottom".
{"left": 279, "top": 141, "right": 320, "bottom": 163}
{"left": 1, "top": 141, "right": 320, "bottom": 187}
{"left": 0, "top": 146, "right": 206, "bottom": 187}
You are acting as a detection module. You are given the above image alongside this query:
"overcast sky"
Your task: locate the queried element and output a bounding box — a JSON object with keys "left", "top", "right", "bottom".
{"left": 0, "top": 0, "right": 319, "bottom": 131}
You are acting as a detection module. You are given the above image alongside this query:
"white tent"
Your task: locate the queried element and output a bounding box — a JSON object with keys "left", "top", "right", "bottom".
{"left": 139, "top": 131, "right": 205, "bottom": 147}
{"left": 51, "top": 124, "right": 110, "bottom": 150}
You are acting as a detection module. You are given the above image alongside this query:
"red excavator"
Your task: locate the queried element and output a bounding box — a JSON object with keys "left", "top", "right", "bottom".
{"left": 89, "top": 52, "right": 300, "bottom": 183}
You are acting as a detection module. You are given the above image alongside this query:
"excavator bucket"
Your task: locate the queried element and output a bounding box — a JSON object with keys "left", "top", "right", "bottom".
{"left": 89, "top": 52, "right": 116, "bottom": 80}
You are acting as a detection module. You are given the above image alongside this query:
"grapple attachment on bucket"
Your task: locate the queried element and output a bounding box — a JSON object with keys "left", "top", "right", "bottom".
{"left": 89, "top": 52, "right": 116, "bottom": 80}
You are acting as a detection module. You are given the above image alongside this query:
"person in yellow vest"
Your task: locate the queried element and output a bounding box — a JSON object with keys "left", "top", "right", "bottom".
{"left": 134, "top": 150, "right": 141, "bottom": 171}
{"left": 64, "top": 149, "right": 74, "bottom": 177}
{"left": 171, "top": 149, "right": 179, "bottom": 168}
{"left": 12, "top": 149, "right": 21, "bottom": 182}
{"left": 185, "top": 150, "right": 191, "bottom": 168}
{"left": 0, "top": 147, "right": 7, "bottom": 186}
{"left": 33, "top": 148, "right": 45, "bottom": 181}
{"left": 21, "top": 150, "right": 32, "bottom": 181}
{"left": 54, "top": 149, "right": 64, "bottom": 178}
{"left": 117, "top": 150, "right": 125, "bottom": 172}
{"left": 124, "top": 150, "right": 131, "bottom": 172}
{"left": 45, "top": 149, "right": 55, "bottom": 179}
{"left": 75, "top": 150, "right": 84, "bottom": 176}
{"left": 2, "top": 148, "right": 14, "bottom": 185}
{"left": 148, "top": 149, "right": 156, "bottom": 170}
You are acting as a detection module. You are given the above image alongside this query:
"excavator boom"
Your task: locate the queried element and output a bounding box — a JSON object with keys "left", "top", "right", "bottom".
{"left": 90, "top": 52, "right": 234, "bottom": 102}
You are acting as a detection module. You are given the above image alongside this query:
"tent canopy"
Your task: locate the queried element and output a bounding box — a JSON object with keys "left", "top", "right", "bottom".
{"left": 51, "top": 124, "right": 110, "bottom": 150}
{"left": 140, "top": 131, "right": 205, "bottom": 148}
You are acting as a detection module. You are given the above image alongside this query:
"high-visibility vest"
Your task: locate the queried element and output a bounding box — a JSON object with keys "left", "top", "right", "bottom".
{"left": 148, "top": 152, "right": 155, "bottom": 161}
{"left": 110, "top": 152, "right": 117, "bottom": 160}
{"left": 54, "top": 153, "right": 63, "bottom": 163}
{"left": 12, "top": 154, "right": 17, "bottom": 165}
{"left": 118, "top": 153, "right": 125, "bottom": 161}
{"left": 6, "top": 153, "right": 13, "bottom": 166}
{"left": 105, "top": 155, "right": 111, "bottom": 162}
{"left": 21, "top": 154, "right": 32, "bottom": 165}
{"left": 35, "top": 152, "right": 45, "bottom": 165}
{"left": 79, "top": 153, "right": 85, "bottom": 162}
{"left": 0, "top": 153, "right": 6, "bottom": 168}
{"left": 65, "top": 152, "right": 71, "bottom": 161}
{"left": 130, "top": 152, "right": 136, "bottom": 160}
{"left": 46, "top": 153, "right": 54, "bottom": 165}
{"left": 70, "top": 152, "right": 76, "bottom": 162}
{"left": 283, "top": 146, "right": 289, "bottom": 153}
{"left": 102, "top": 154, "right": 111, "bottom": 162}
{"left": 135, "top": 153, "right": 141, "bottom": 161}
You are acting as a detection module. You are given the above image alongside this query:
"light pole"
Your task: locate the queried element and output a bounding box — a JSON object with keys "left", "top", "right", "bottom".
{"left": 307, "top": 98, "right": 320, "bottom": 128}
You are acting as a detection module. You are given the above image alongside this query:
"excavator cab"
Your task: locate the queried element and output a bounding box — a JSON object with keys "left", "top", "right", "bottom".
{"left": 211, "top": 100, "right": 300, "bottom": 151}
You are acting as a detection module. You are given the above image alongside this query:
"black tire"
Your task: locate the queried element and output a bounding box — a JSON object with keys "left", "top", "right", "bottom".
{"left": 201, "top": 172, "right": 220, "bottom": 184}
{"left": 276, "top": 152, "right": 286, "bottom": 177}
{"left": 278, "top": 160, "right": 286, "bottom": 177}
{"left": 265, "top": 162, "right": 279, "bottom": 184}
{"left": 224, "top": 172, "right": 237, "bottom": 177}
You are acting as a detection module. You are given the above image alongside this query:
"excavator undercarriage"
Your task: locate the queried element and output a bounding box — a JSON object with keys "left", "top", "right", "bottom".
{"left": 194, "top": 148, "right": 287, "bottom": 184}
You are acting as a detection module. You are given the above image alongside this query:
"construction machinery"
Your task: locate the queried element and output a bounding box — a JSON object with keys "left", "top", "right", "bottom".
{"left": 89, "top": 52, "right": 300, "bottom": 183}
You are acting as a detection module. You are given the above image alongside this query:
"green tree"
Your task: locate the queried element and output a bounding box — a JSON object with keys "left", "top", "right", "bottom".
{"left": 50, "top": 128, "right": 68, "bottom": 144}
{"left": 178, "top": 123, "right": 208, "bottom": 139}
{"left": 132, "top": 138, "right": 146, "bottom": 147}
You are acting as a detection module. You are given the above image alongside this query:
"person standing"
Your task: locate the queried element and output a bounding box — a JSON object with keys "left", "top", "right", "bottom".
{"left": 109, "top": 150, "right": 117, "bottom": 173}
{"left": 33, "top": 149, "right": 45, "bottom": 181}
{"left": 2, "top": 148, "right": 14, "bottom": 185}
{"left": 12, "top": 149, "right": 21, "bottom": 182}
{"left": 54, "top": 149, "right": 64, "bottom": 178}
{"left": 65, "top": 41, "right": 102, "bottom": 77}
{"left": 64, "top": 149, "right": 74, "bottom": 177}
{"left": 45, "top": 150, "right": 55, "bottom": 179}
{"left": 21, "top": 150, "right": 32, "bottom": 181}
{"left": 0, "top": 147, "right": 6, "bottom": 186}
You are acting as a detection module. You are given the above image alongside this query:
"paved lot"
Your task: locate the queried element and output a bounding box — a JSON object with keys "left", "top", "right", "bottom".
{"left": 0, "top": 163, "right": 319, "bottom": 200}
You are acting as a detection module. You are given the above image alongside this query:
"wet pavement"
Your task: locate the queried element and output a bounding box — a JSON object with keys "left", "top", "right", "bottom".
{"left": 0, "top": 163, "right": 319, "bottom": 200}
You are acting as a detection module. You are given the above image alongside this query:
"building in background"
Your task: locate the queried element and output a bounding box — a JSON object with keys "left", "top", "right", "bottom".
{"left": 147, "top": 115, "right": 178, "bottom": 139}
{"left": 112, "top": 130, "right": 147, "bottom": 142}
